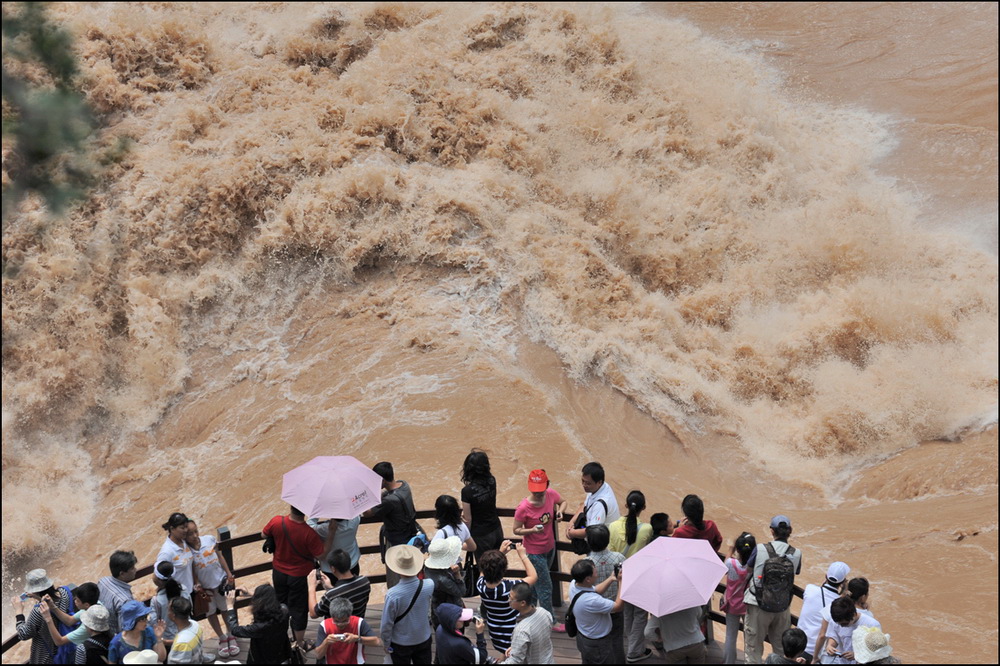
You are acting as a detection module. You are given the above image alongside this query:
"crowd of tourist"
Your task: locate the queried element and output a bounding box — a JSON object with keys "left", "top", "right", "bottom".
{"left": 11, "top": 451, "right": 898, "bottom": 665}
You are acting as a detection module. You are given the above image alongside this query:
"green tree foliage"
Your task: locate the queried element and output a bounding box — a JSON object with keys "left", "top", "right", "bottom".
{"left": 2, "top": 1, "right": 97, "bottom": 227}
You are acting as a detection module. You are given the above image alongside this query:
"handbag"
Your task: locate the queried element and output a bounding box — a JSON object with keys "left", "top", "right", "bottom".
{"left": 462, "top": 552, "right": 479, "bottom": 598}
{"left": 193, "top": 588, "right": 212, "bottom": 617}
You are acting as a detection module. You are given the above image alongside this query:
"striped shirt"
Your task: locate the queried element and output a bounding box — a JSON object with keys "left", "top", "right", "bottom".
{"left": 15, "top": 588, "right": 72, "bottom": 665}
{"left": 477, "top": 577, "right": 522, "bottom": 652}
{"left": 166, "top": 620, "right": 204, "bottom": 664}
{"left": 501, "top": 607, "right": 555, "bottom": 664}
{"left": 98, "top": 576, "right": 134, "bottom": 635}
{"left": 315, "top": 575, "right": 372, "bottom": 618}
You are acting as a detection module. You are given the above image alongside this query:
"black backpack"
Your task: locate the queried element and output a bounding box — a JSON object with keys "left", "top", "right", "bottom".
{"left": 755, "top": 542, "right": 797, "bottom": 612}
{"left": 570, "top": 499, "right": 607, "bottom": 555}
{"left": 564, "top": 590, "right": 595, "bottom": 638}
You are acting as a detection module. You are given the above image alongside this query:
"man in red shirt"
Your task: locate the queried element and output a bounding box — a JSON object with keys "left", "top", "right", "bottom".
{"left": 262, "top": 506, "right": 325, "bottom": 643}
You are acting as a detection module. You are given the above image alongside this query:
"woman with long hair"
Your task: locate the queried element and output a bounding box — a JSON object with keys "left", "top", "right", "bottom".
{"left": 672, "top": 494, "right": 724, "bottom": 552}
{"left": 608, "top": 489, "right": 655, "bottom": 661}
{"left": 432, "top": 494, "right": 477, "bottom": 560}
{"left": 460, "top": 450, "right": 504, "bottom": 562}
{"left": 223, "top": 584, "right": 292, "bottom": 664}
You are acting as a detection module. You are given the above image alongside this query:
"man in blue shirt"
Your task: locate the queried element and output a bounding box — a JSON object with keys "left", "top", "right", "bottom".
{"left": 380, "top": 545, "right": 435, "bottom": 664}
{"left": 567, "top": 558, "right": 624, "bottom": 664}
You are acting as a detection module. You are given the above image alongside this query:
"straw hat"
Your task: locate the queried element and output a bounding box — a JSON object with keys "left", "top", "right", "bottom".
{"left": 122, "top": 649, "right": 161, "bottom": 665}
{"left": 81, "top": 605, "right": 111, "bottom": 633}
{"left": 852, "top": 626, "right": 893, "bottom": 664}
{"left": 426, "top": 536, "right": 463, "bottom": 570}
{"left": 385, "top": 544, "right": 424, "bottom": 576}
{"left": 24, "top": 569, "right": 53, "bottom": 594}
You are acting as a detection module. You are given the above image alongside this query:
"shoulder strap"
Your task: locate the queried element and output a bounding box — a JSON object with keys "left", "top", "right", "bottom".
{"left": 764, "top": 542, "right": 778, "bottom": 559}
{"left": 784, "top": 545, "right": 796, "bottom": 557}
{"left": 394, "top": 579, "right": 424, "bottom": 623}
{"left": 567, "top": 589, "right": 595, "bottom": 615}
{"left": 585, "top": 498, "right": 608, "bottom": 519}
{"left": 281, "top": 517, "right": 315, "bottom": 565}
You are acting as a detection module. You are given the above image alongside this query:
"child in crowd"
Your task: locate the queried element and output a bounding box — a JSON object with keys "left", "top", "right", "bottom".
{"left": 650, "top": 512, "right": 675, "bottom": 539}
{"left": 149, "top": 561, "right": 191, "bottom": 651}
{"left": 822, "top": 597, "right": 881, "bottom": 664}
{"left": 722, "top": 532, "right": 756, "bottom": 664}
{"left": 765, "top": 627, "right": 810, "bottom": 664}
{"left": 185, "top": 519, "right": 238, "bottom": 658}
{"left": 37, "top": 581, "right": 102, "bottom": 663}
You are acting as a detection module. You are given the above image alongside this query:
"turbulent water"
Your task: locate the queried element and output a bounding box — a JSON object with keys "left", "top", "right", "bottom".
{"left": 2, "top": 2, "right": 997, "bottom": 663}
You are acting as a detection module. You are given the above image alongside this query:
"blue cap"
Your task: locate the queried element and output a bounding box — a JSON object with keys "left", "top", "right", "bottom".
{"left": 120, "top": 600, "right": 152, "bottom": 631}
{"left": 770, "top": 515, "right": 792, "bottom": 529}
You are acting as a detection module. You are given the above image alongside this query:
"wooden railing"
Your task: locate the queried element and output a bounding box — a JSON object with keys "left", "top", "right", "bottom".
{"left": 2, "top": 508, "right": 803, "bottom": 656}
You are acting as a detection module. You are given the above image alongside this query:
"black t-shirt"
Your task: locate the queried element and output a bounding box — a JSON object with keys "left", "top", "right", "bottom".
{"left": 461, "top": 477, "right": 502, "bottom": 537}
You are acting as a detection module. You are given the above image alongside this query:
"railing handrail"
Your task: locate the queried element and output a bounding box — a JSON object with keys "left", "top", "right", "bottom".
{"left": 2, "top": 507, "right": 803, "bottom": 655}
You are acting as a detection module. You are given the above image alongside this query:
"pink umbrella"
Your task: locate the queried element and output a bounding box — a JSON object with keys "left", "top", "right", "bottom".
{"left": 620, "top": 537, "right": 727, "bottom": 617}
{"left": 281, "top": 456, "right": 384, "bottom": 520}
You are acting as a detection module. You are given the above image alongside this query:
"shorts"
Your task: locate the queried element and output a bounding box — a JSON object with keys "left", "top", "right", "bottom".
{"left": 205, "top": 586, "right": 228, "bottom": 615}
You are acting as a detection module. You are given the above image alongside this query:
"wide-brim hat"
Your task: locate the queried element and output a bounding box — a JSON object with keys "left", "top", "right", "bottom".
{"left": 385, "top": 544, "right": 424, "bottom": 576}
{"left": 122, "top": 649, "right": 160, "bottom": 665}
{"left": 120, "top": 600, "right": 152, "bottom": 631}
{"left": 426, "top": 536, "right": 463, "bottom": 569}
{"left": 24, "top": 569, "right": 53, "bottom": 594}
{"left": 852, "top": 626, "right": 893, "bottom": 664}
{"left": 81, "top": 605, "right": 111, "bottom": 632}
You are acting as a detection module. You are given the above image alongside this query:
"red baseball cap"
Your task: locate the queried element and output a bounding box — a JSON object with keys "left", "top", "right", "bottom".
{"left": 528, "top": 469, "right": 549, "bottom": 492}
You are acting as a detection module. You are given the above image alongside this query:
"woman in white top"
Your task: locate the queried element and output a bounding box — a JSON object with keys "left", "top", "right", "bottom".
{"left": 431, "top": 495, "right": 477, "bottom": 563}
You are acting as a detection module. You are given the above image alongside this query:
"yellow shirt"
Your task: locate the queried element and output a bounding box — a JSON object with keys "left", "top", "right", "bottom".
{"left": 608, "top": 517, "right": 653, "bottom": 558}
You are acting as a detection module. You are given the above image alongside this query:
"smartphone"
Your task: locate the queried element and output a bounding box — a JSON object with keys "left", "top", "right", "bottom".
{"left": 19, "top": 593, "right": 29, "bottom": 602}
{"left": 614, "top": 563, "right": 622, "bottom": 576}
